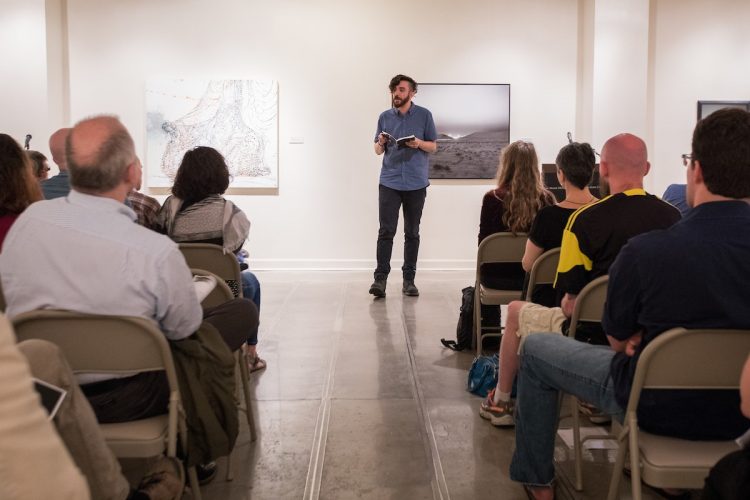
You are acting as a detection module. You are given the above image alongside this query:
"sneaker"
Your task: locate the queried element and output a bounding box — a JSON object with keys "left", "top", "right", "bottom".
{"left": 479, "top": 388, "right": 515, "bottom": 427}
{"left": 402, "top": 280, "right": 419, "bottom": 296}
{"left": 136, "top": 456, "right": 184, "bottom": 500}
{"left": 196, "top": 461, "right": 217, "bottom": 485}
{"left": 369, "top": 279, "right": 387, "bottom": 298}
{"left": 578, "top": 401, "right": 612, "bottom": 425}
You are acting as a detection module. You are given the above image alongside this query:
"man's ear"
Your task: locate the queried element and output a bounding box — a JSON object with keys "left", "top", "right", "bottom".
{"left": 643, "top": 160, "right": 651, "bottom": 177}
{"left": 124, "top": 161, "right": 140, "bottom": 187}
{"left": 691, "top": 160, "right": 705, "bottom": 185}
{"left": 599, "top": 160, "right": 609, "bottom": 179}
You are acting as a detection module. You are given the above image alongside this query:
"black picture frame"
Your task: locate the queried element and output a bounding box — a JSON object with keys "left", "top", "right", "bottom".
{"left": 697, "top": 100, "right": 750, "bottom": 121}
{"left": 414, "top": 83, "right": 511, "bottom": 179}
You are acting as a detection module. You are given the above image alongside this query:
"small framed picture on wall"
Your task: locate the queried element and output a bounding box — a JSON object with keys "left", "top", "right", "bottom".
{"left": 697, "top": 100, "right": 750, "bottom": 121}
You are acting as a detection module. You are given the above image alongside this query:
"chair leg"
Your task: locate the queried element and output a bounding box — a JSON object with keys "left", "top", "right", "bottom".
{"left": 628, "top": 418, "right": 642, "bottom": 500}
{"left": 571, "top": 396, "right": 584, "bottom": 491}
{"left": 187, "top": 466, "right": 203, "bottom": 500}
{"left": 225, "top": 450, "right": 234, "bottom": 482}
{"left": 236, "top": 351, "right": 258, "bottom": 441}
{"left": 475, "top": 284, "right": 482, "bottom": 356}
{"left": 606, "top": 428, "right": 629, "bottom": 500}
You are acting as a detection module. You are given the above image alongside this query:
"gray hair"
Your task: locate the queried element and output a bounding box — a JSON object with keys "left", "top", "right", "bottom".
{"left": 67, "top": 116, "right": 136, "bottom": 193}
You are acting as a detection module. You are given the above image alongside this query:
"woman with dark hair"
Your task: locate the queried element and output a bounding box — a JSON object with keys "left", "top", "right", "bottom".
{"left": 521, "top": 141, "right": 597, "bottom": 271}
{"left": 27, "top": 150, "right": 50, "bottom": 181}
{"left": 157, "top": 146, "right": 265, "bottom": 372}
{"left": 0, "top": 134, "right": 43, "bottom": 250}
{"left": 478, "top": 141, "right": 555, "bottom": 290}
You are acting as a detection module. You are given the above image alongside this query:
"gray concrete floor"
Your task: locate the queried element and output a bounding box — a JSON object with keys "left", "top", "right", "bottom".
{"left": 197, "top": 270, "right": 682, "bottom": 500}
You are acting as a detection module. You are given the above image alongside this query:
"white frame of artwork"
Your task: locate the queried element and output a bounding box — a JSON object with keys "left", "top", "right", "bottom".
{"left": 145, "top": 79, "right": 278, "bottom": 191}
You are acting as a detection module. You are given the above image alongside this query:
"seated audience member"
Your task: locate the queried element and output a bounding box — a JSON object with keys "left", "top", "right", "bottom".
{"left": 0, "top": 314, "right": 183, "bottom": 500}
{"left": 156, "top": 146, "right": 265, "bottom": 372}
{"left": 0, "top": 134, "right": 43, "bottom": 251}
{"left": 41, "top": 127, "right": 72, "bottom": 199}
{"left": 478, "top": 140, "right": 555, "bottom": 291}
{"left": 479, "top": 133, "right": 680, "bottom": 427}
{"left": 521, "top": 141, "right": 597, "bottom": 305}
{"left": 125, "top": 157, "right": 161, "bottom": 230}
{"left": 702, "top": 354, "right": 750, "bottom": 500}
{"left": 0, "top": 115, "right": 258, "bottom": 425}
{"left": 662, "top": 182, "right": 690, "bottom": 216}
{"left": 27, "top": 150, "right": 50, "bottom": 181}
{"left": 511, "top": 108, "right": 750, "bottom": 500}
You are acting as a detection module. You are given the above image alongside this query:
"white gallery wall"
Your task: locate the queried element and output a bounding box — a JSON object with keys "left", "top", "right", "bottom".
{"left": 63, "top": 0, "right": 580, "bottom": 270}
{"left": 649, "top": 0, "right": 750, "bottom": 191}
{"left": 0, "top": 0, "right": 49, "bottom": 148}
{"left": 2, "top": 0, "right": 749, "bottom": 270}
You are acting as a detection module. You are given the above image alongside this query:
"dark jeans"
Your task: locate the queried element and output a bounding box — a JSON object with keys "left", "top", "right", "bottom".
{"left": 82, "top": 298, "right": 257, "bottom": 423}
{"left": 375, "top": 184, "right": 427, "bottom": 281}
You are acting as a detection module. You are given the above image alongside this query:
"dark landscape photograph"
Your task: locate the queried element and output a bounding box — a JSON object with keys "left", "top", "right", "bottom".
{"left": 415, "top": 83, "right": 511, "bottom": 179}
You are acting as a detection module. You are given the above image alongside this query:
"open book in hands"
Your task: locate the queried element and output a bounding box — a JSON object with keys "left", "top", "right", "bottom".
{"left": 381, "top": 132, "right": 417, "bottom": 147}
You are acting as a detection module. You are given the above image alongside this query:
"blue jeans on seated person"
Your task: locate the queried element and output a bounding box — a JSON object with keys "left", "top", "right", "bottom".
{"left": 241, "top": 270, "right": 261, "bottom": 345}
{"left": 510, "top": 334, "right": 624, "bottom": 487}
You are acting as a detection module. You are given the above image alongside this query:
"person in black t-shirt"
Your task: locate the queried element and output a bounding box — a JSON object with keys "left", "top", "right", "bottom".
{"left": 479, "top": 134, "right": 680, "bottom": 429}
{"left": 521, "top": 142, "right": 598, "bottom": 305}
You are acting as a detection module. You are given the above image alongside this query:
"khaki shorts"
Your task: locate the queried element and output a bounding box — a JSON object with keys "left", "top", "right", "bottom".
{"left": 516, "top": 304, "right": 566, "bottom": 353}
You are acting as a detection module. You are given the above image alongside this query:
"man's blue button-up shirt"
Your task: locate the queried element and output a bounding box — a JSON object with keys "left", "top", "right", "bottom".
{"left": 374, "top": 103, "right": 437, "bottom": 191}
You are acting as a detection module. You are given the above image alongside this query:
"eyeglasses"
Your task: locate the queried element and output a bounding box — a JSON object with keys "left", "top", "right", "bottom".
{"left": 681, "top": 154, "right": 693, "bottom": 167}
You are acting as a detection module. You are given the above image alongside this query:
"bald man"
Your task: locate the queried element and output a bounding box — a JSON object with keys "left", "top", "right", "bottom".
{"left": 479, "top": 133, "right": 681, "bottom": 429}
{"left": 41, "top": 127, "right": 72, "bottom": 199}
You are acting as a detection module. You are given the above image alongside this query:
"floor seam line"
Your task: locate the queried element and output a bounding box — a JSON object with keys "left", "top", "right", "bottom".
{"left": 401, "top": 302, "right": 451, "bottom": 500}
{"left": 302, "top": 281, "right": 347, "bottom": 500}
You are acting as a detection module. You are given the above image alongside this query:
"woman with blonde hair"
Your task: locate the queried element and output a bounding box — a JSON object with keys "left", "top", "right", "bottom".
{"left": 478, "top": 140, "right": 555, "bottom": 290}
{"left": 0, "top": 134, "right": 43, "bottom": 250}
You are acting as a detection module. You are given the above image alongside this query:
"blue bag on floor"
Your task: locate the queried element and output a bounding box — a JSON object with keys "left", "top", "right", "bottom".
{"left": 467, "top": 354, "right": 499, "bottom": 397}
{"left": 467, "top": 353, "right": 518, "bottom": 398}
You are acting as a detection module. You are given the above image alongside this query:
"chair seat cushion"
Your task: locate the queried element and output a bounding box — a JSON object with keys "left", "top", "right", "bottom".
{"left": 479, "top": 284, "right": 522, "bottom": 305}
{"left": 102, "top": 415, "right": 169, "bottom": 458}
{"left": 639, "top": 431, "right": 738, "bottom": 489}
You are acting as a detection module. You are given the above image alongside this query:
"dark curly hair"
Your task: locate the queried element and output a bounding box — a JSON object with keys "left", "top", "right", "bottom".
{"left": 389, "top": 74, "right": 417, "bottom": 93}
{"left": 171, "top": 146, "right": 230, "bottom": 203}
{"left": 0, "top": 134, "right": 42, "bottom": 216}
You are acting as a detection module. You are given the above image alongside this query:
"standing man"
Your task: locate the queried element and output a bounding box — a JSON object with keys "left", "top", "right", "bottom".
{"left": 370, "top": 74, "right": 437, "bottom": 298}
{"left": 42, "top": 127, "right": 72, "bottom": 199}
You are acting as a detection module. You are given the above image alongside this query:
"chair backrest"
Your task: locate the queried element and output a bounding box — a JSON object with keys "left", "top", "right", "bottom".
{"left": 476, "top": 232, "right": 528, "bottom": 285}
{"left": 12, "top": 310, "right": 178, "bottom": 384}
{"left": 524, "top": 247, "right": 561, "bottom": 301}
{"left": 191, "top": 268, "right": 235, "bottom": 308}
{"left": 566, "top": 275, "right": 609, "bottom": 338}
{"left": 179, "top": 243, "right": 242, "bottom": 298}
{"left": 626, "top": 327, "right": 750, "bottom": 413}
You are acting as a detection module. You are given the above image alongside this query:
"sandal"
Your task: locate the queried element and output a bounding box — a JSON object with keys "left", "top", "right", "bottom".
{"left": 246, "top": 353, "right": 267, "bottom": 372}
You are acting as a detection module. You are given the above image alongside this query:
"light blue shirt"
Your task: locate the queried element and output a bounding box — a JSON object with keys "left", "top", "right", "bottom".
{"left": 662, "top": 184, "right": 690, "bottom": 216}
{"left": 0, "top": 190, "right": 202, "bottom": 342}
{"left": 375, "top": 103, "right": 437, "bottom": 191}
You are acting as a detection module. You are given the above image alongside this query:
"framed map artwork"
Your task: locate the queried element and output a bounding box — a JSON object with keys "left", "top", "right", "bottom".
{"left": 146, "top": 79, "right": 278, "bottom": 189}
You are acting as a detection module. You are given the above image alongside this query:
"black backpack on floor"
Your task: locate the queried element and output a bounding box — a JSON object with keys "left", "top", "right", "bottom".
{"left": 441, "top": 286, "right": 475, "bottom": 351}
